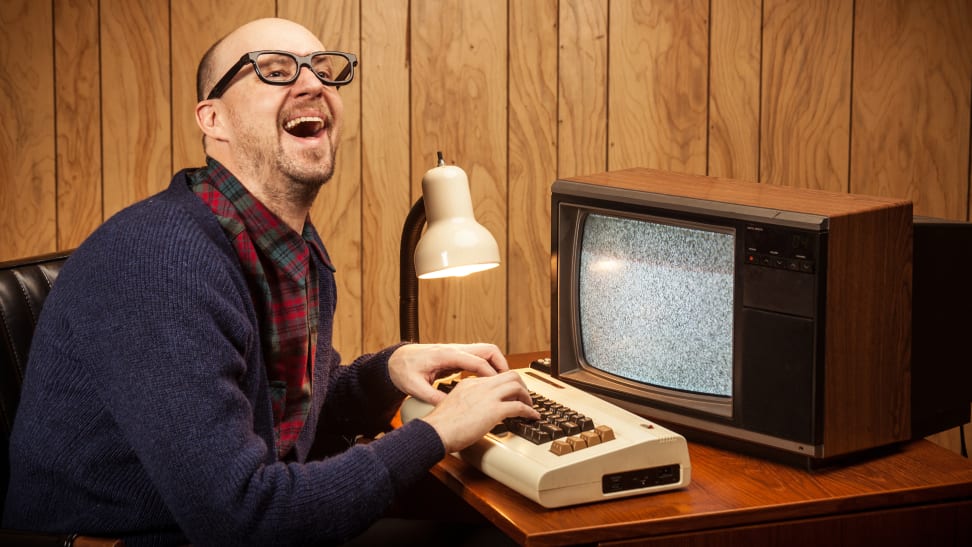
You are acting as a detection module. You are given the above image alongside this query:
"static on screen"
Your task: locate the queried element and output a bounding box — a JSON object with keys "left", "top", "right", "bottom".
{"left": 579, "top": 213, "right": 735, "bottom": 397}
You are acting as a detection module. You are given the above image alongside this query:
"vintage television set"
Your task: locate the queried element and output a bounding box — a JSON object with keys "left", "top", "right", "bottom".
{"left": 551, "top": 168, "right": 971, "bottom": 467}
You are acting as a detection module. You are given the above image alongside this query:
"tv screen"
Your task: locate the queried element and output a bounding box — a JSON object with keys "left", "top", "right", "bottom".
{"left": 578, "top": 212, "right": 735, "bottom": 398}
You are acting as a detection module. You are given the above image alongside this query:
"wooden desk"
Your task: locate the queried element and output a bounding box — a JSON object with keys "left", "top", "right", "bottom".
{"left": 429, "top": 352, "right": 972, "bottom": 546}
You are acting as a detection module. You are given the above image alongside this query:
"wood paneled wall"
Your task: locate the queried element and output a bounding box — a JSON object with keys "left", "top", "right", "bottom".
{"left": 2, "top": 0, "right": 970, "bottom": 446}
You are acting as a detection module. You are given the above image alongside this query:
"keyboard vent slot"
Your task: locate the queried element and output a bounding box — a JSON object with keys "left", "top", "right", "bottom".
{"left": 603, "top": 464, "right": 681, "bottom": 493}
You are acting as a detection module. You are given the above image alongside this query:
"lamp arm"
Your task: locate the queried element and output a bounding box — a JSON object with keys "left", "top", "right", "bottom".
{"left": 399, "top": 196, "right": 426, "bottom": 342}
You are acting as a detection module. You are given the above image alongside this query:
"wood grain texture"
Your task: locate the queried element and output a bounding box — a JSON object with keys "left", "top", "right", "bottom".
{"left": 281, "top": 0, "right": 364, "bottom": 359}
{"left": 54, "top": 0, "right": 101, "bottom": 252}
{"left": 410, "top": 0, "right": 508, "bottom": 346}
{"left": 0, "top": 0, "right": 55, "bottom": 260}
{"left": 558, "top": 0, "right": 608, "bottom": 178}
{"left": 100, "top": 0, "right": 171, "bottom": 218}
{"left": 609, "top": 0, "right": 708, "bottom": 174}
{"left": 361, "top": 0, "right": 411, "bottom": 350}
{"left": 508, "top": 0, "right": 558, "bottom": 354}
{"left": 761, "top": 0, "right": 852, "bottom": 192}
{"left": 605, "top": 501, "right": 972, "bottom": 547}
{"left": 565, "top": 167, "right": 910, "bottom": 217}
{"left": 170, "top": 0, "right": 275, "bottom": 173}
{"left": 851, "top": 0, "right": 972, "bottom": 219}
{"left": 823, "top": 206, "right": 913, "bottom": 455}
{"left": 708, "top": 0, "right": 761, "bottom": 181}
{"left": 3, "top": 1, "right": 972, "bottom": 455}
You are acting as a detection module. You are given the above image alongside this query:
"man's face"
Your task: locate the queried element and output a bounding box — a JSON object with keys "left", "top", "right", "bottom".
{"left": 210, "top": 22, "right": 345, "bottom": 204}
{"left": 226, "top": 63, "right": 344, "bottom": 196}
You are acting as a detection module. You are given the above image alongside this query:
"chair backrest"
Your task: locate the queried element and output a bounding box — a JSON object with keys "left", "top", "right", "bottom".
{"left": 0, "top": 250, "right": 71, "bottom": 515}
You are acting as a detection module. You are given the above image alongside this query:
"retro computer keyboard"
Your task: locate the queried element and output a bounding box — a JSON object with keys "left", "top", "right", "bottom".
{"left": 399, "top": 364, "right": 691, "bottom": 508}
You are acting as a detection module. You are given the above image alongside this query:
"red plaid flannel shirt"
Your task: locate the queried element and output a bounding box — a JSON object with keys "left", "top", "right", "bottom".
{"left": 190, "top": 158, "right": 332, "bottom": 459}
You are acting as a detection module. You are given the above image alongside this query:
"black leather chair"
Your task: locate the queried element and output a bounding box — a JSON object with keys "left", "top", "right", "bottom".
{"left": 0, "top": 250, "right": 124, "bottom": 546}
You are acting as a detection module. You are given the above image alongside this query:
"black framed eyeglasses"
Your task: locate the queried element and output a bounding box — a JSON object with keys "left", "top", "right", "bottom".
{"left": 206, "top": 50, "right": 358, "bottom": 100}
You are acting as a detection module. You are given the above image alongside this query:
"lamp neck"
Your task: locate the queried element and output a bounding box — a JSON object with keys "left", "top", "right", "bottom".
{"left": 399, "top": 196, "right": 426, "bottom": 342}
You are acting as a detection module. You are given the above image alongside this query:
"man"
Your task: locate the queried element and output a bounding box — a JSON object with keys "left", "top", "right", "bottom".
{"left": 3, "top": 17, "right": 538, "bottom": 546}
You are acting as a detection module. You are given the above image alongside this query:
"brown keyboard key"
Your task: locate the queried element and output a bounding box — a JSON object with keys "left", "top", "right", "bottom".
{"left": 595, "top": 425, "right": 615, "bottom": 442}
{"left": 581, "top": 430, "right": 601, "bottom": 446}
{"left": 550, "top": 439, "right": 572, "bottom": 455}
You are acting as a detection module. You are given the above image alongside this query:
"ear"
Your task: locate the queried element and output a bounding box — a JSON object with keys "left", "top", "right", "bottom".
{"left": 195, "top": 100, "right": 229, "bottom": 143}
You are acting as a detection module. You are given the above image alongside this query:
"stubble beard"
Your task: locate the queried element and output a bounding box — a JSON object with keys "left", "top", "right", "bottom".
{"left": 234, "top": 125, "right": 337, "bottom": 209}
{"left": 275, "top": 143, "right": 336, "bottom": 207}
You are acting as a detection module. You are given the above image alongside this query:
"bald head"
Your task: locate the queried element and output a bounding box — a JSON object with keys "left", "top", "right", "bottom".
{"left": 196, "top": 18, "right": 326, "bottom": 101}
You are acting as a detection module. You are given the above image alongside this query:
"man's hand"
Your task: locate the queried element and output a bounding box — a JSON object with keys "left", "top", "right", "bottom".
{"left": 388, "top": 343, "right": 510, "bottom": 404}
{"left": 419, "top": 371, "right": 540, "bottom": 453}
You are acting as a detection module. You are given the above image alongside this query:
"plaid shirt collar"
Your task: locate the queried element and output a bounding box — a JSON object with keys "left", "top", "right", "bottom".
{"left": 191, "top": 158, "right": 334, "bottom": 273}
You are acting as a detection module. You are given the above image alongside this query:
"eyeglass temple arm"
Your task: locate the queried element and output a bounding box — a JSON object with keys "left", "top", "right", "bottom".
{"left": 337, "top": 60, "right": 356, "bottom": 84}
{"left": 206, "top": 54, "right": 250, "bottom": 100}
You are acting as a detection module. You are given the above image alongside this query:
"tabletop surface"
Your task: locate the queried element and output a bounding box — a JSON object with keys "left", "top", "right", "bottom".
{"left": 428, "top": 352, "right": 972, "bottom": 546}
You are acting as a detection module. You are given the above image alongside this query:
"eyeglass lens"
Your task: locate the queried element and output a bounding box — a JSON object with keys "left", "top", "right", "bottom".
{"left": 254, "top": 52, "right": 353, "bottom": 85}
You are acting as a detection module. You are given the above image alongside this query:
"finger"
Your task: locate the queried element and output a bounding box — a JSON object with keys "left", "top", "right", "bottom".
{"left": 408, "top": 381, "right": 447, "bottom": 405}
{"left": 509, "top": 400, "right": 541, "bottom": 420}
{"left": 491, "top": 394, "right": 540, "bottom": 421}
{"left": 462, "top": 343, "right": 509, "bottom": 372}
{"left": 504, "top": 372, "right": 533, "bottom": 408}
{"left": 484, "top": 372, "right": 537, "bottom": 410}
{"left": 438, "top": 348, "right": 502, "bottom": 378}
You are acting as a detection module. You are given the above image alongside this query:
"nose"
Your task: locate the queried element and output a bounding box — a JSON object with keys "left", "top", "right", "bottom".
{"left": 290, "top": 63, "right": 327, "bottom": 95}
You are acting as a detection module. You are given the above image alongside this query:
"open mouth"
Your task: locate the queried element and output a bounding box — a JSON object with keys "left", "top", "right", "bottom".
{"left": 283, "top": 116, "right": 326, "bottom": 138}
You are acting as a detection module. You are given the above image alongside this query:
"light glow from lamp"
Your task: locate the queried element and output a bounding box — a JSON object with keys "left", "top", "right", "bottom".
{"left": 419, "top": 262, "right": 498, "bottom": 279}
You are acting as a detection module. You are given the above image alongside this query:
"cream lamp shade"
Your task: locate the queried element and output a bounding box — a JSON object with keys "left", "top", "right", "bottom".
{"left": 413, "top": 159, "right": 500, "bottom": 279}
{"left": 399, "top": 152, "right": 501, "bottom": 342}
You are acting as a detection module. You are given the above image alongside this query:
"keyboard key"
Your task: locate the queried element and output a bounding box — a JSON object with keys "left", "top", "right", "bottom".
{"left": 511, "top": 421, "right": 530, "bottom": 437}
{"left": 581, "top": 430, "right": 601, "bottom": 446}
{"left": 568, "top": 436, "right": 587, "bottom": 451}
{"left": 540, "top": 423, "right": 566, "bottom": 440}
{"left": 550, "top": 439, "right": 572, "bottom": 455}
{"left": 533, "top": 429, "right": 552, "bottom": 444}
{"left": 596, "top": 425, "right": 616, "bottom": 442}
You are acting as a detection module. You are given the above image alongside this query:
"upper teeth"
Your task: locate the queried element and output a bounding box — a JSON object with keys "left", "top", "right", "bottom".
{"left": 285, "top": 116, "right": 324, "bottom": 130}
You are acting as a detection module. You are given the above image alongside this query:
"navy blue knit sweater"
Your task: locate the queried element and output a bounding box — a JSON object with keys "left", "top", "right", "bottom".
{"left": 3, "top": 170, "right": 445, "bottom": 546}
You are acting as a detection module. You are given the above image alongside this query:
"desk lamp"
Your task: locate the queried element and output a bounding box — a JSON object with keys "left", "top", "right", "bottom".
{"left": 399, "top": 152, "right": 500, "bottom": 342}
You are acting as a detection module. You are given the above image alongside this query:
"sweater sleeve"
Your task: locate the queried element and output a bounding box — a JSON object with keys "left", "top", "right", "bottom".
{"left": 313, "top": 344, "right": 410, "bottom": 440}
{"left": 36, "top": 199, "right": 445, "bottom": 545}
